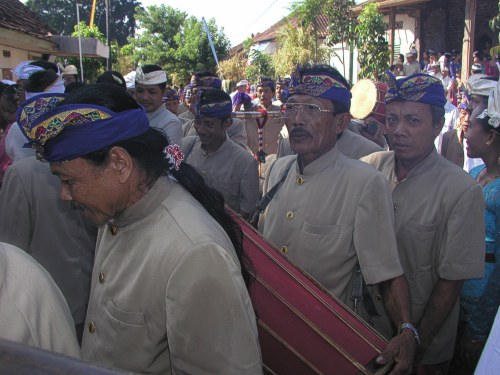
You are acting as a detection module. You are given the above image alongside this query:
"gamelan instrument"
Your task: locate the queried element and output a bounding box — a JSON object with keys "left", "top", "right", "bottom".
{"left": 350, "top": 80, "right": 388, "bottom": 124}
{"left": 232, "top": 213, "right": 392, "bottom": 375}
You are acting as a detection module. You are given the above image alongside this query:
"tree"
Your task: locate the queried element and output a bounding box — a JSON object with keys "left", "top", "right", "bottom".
{"left": 245, "top": 50, "right": 274, "bottom": 82}
{"left": 290, "top": 0, "right": 324, "bottom": 62}
{"left": 489, "top": 1, "right": 500, "bottom": 57}
{"left": 125, "top": 5, "right": 230, "bottom": 85}
{"left": 355, "top": 3, "right": 390, "bottom": 80}
{"left": 66, "top": 22, "right": 106, "bottom": 83}
{"left": 25, "top": 0, "right": 141, "bottom": 46}
{"left": 272, "top": 22, "right": 330, "bottom": 77}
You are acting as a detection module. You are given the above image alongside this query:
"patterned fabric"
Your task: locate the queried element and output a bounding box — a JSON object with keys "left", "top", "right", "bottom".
{"left": 195, "top": 89, "right": 232, "bottom": 119}
{"left": 16, "top": 94, "right": 150, "bottom": 163}
{"left": 163, "top": 144, "right": 184, "bottom": 171}
{"left": 461, "top": 165, "right": 500, "bottom": 341}
{"left": 289, "top": 64, "right": 351, "bottom": 110}
{"left": 162, "top": 87, "right": 179, "bottom": 102}
{"left": 190, "top": 74, "right": 222, "bottom": 89}
{"left": 385, "top": 71, "right": 446, "bottom": 107}
{"left": 232, "top": 92, "right": 252, "bottom": 109}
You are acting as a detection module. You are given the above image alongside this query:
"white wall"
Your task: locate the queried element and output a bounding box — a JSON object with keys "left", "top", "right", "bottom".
{"left": 0, "top": 45, "right": 31, "bottom": 80}
{"left": 384, "top": 13, "right": 416, "bottom": 59}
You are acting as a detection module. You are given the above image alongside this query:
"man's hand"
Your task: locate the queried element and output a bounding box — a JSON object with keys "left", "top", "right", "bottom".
{"left": 376, "top": 330, "right": 417, "bottom": 375}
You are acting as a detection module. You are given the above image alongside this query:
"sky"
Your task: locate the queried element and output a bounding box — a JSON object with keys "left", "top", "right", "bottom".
{"left": 139, "top": 0, "right": 296, "bottom": 47}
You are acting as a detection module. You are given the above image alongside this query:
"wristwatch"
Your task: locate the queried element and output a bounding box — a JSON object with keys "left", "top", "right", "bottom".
{"left": 398, "top": 322, "right": 421, "bottom": 345}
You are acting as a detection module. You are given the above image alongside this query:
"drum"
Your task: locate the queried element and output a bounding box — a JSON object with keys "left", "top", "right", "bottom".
{"left": 350, "top": 80, "right": 388, "bottom": 124}
{"left": 231, "top": 212, "right": 392, "bottom": 375}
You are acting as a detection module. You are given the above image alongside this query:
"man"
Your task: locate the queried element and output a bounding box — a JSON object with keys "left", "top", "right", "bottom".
{"left": 181, "top": 72, "right": 248, "bottom": 148}
{"left": 273, "top": 76, "right": 290, "bottom": 106}
{"left": 247, "top": 76, "right": 284, "bottom": 156}
{"left": 261, "top": 64, "right": 416, "bottom": 374}
{"left": 467, "top": 64, "right": 487, "bottom": 88}
{"left": 230, "top": 79, "right": 248, "bottom": 99}
{"left": 16, "top": 84, "right": 262, "bottom": 374}
{"left": 180, "top": 89, "right": 259, "bottom": 219}
{"left": 434, "top": 92, "right": 458, "bottom": 154}
{"left": 162, "top": 87, "right": 179, "bottom": 116}
{"left": 135, "top": 65, "right": 182, "bottom": 145}
{"left": 440, "top": 101, "right": 471, "bottom": 168}
{"left": 403, "top": 51, "right": 421, "bottom": 76}
{"left": 441, "top": 67, "right": 453, "bottom": 98}
{"left": 62, "top": 65, "right": 79, "bottom": 86}
{"left": 429, "top": 62, "right": 443, "bottom": 80}
{"left": 362, "top": 72, "right": 485, "bottom": 374}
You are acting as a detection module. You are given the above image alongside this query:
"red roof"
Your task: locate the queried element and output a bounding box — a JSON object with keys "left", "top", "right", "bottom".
{"left": 0, "top": 0, "right": 54, "bottom": 40}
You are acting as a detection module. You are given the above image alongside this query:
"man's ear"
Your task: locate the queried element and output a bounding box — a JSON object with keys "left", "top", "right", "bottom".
{"left": 335, "top": 112, "right": 351, "bottom": 135}
{"left": 433, "top": 117, "right": 445, "bottom": 138}
{"left": 107, "top": 146, "right": 133, "bottom": 183}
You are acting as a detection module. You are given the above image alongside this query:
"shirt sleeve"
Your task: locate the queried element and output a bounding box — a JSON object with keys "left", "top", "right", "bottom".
{"left": 165, "top": 243, "right": 263, "bottom": 375}
{"left": 239, "top": 159, "right": 260, "bottom": 216}
{"left": 0, "top": 166, "right": 32, "bottom": 251}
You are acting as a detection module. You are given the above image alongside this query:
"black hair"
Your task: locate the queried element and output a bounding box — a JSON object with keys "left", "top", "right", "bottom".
{"left": 475, "top": 113, "right": 500, "bottom": 135}
{"left": 96, "top": 71, "right": 126, "bottom": 89}
{"left": 137, "top": 65, "right": 167, "bottom": 91}
{"left": 58, "top": 84, "right": 252, "bottom": 286}
{"left": 22, "top": 70, "right": 59, "bottom": 93}
{"left": 29, "top": 60, "right": 59, "bottom": 73}
{"left": 0, "top": 84, "right": 20, "bottom": 129}
{"left": 64, "top": 81, "right": 86, "bottom": 94}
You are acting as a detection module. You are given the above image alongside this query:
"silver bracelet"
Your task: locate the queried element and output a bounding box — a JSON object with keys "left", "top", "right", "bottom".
{"left": 398, "top": 322, "right": 421, "bottom": 345}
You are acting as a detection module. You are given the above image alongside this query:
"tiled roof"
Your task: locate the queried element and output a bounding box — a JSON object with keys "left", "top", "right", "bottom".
{"left": 353, "top": 0, "right": 431, "bottom": 13}
{"left": 0, "top": 0, "right": 55, "bottom": 40}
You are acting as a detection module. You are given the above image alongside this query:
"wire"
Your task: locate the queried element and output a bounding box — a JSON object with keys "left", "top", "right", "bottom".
{"left": 243, "top": 0, "right": 280, "bottom": 30}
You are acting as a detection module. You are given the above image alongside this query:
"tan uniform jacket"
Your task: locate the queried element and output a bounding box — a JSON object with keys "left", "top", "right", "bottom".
{"left": 440, "top": 129, "right": 464, "bottom": 168}
{"left": 147, "top": 106, "right": 183, "bottom": 146}
{"left": 0, "top": 157, "right": 96, "bottom": 327}
{"left": 178, "top": 109, "right": 195, "bottom": 124}
{"left": 261, "top": 146, "right": 403, "bottom": 310}
{"left": 182, "top": 117, "right": 248, "bottom": 148}
{"left": 361, "top": 150, "right": 485, "bottom": 364}
{"left": 0, "top": 242, "right": 80, "bottom": 358}
{"left": 181, "top": 136, "right": 259, "bottom": 216}
{"left": 81, "top": 177, "right": 262, "bottom": 375}
{"left": 246, "top": 103, "right": 284, "bottom": 155}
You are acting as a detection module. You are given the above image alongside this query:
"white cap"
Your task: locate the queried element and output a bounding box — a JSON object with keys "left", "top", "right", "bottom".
{"left": 236, "top": 79, "right": 248, "bottom": 87}
{"left": 63, "top": 65, "right": 78, "bottom": 75}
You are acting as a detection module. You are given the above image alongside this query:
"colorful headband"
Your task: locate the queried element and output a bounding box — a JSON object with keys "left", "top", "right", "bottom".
{"left": 289, "top": 65, "right": 351, "bottom": 110}
{"left": 195, "top": 90, "right": 232, "bottom": 119}
{"left": 162, "top": 87, "right": 179, "bottom": 102}
{"left": 16, "top": 94, "right": 150, "bottom": 163}
{"left": 135, "top": 67, "right": 167, "bottom": 85}
{"left": 190, "top": 74, "right": 222, "bottom": 89}
{"left": 385, "top": 71, "right": 446, "bottom": 107}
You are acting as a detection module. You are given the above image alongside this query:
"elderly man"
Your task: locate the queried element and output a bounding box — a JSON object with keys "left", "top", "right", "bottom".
{"left": 16, "top": 84, "right": 262, "bottom": 375}
{"left": 260, "top": 64, "right": 416, "bottom": 374}
{"left": 362, "top": 72, "right": 485, "bottom": 374}
{"left": 181, "top": 72, "right": 247, "bottom": 148}
{"left": 135, "top": 65, "right": 182, "bottom": 145}
{"left": 403, "top": 51, "right": 421, "bottom": 76}
{"left": 181, "top": 89, "right": 259, "bottom": 219}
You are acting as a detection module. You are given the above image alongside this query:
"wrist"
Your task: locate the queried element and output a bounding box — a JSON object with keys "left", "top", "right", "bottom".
{"left": 398, "top": 322, "right": 421, "bottom": 345}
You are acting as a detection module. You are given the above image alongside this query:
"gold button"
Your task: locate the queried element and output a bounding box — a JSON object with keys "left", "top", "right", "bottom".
{"left": 286, "top": 211, "right": 294, "bottom": 220}
{"left": 88, "top": 322, "right": 96, "bottom": 333}
{"left": 98, "top": 272, "right": 105, "bottom": 283}
{"left": 296, "top": 176, "right": 304, "bottom": 185}
{"left": 280, "top": 246, "right": 288, "bottom": 254}
{"left": 109, "top": 224, "right": 118, "bottom": 235}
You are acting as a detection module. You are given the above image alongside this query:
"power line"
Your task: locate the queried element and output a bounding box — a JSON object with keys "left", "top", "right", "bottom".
{"left": 244, "top": 0, "right": 280, "bottom": 31}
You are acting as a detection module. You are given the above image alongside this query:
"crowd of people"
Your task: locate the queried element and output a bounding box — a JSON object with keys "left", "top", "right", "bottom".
{"left": 0, "top": 52, "right": 498, "bottom": 375}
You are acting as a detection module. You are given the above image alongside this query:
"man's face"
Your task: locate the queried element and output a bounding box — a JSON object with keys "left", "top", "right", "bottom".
{"left": 50, "top": 158, "right": 122, "bottom": 226}
{"left": 257, "top": 86, "right": 274, "bottom": 107}
{"left": 63, "top": 75, "right": 76, "bottom": 85}
{"left": 285, "top": 94, "right": 345, "bottom": 165}
{"left": 459, "top": 109, "right": 471, "bottom": 133}
{"left": 237, "top": 85, "right": 246, "bottom": 93}
{"left": 187, "top": 88, "right": 199, "bottom": 112}
{"left": 165, "top": 100, "right": 179, "bottom": 115}
{"left": 386, "top": 101, "right": 442, "bottom": 165}
{"left": 432, "top": 66, "right": 440, "bottom": 74}
{"left": 406, "top": 55, "right": 414, "bottom": 64}
{"left": 135, "top": 83, "right": 164, "bottom": 112}
{"left": 194, "top": 116, "right": 227, "bottom": 148}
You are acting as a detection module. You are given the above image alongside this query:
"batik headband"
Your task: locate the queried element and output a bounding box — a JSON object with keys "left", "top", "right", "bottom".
{"left": 16, "top": 94, "right": 150, "bottom": 163}
{"left": 195, "top": 89, "right": 232, "bottom": 119}
{"left": 289, "top": 65, "right": 351, "bottom": 109}
{"left": 190, "top": 74, "right": 222, "bottom": 89}
{"left": 135, "top": 67, "right": 167, "bottom": 85}
{"left": 162, "top": 87, "right": 179, "bottom": 102}
{"left": 385, "top": 71, "right": 446, "bottom": 107}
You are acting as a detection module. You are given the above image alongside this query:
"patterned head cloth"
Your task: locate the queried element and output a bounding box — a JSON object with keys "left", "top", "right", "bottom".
{"left": 276, "top": 76, "right": 291, "bottom": 88}
{"left": 257, "top": 76, "right": 275, "bottom": 91}
{"left": 232, "top": 91, "right": 252, "bottom": 110}
{"left": 162, "top": 87, "right": 179, "bottom": 102}
{"left": 195, "top": 89, "right": 232, "bottom": 119}
{"left": 470, "top": 77, "right": 497, "bottom": 97}
{"left": 458, "top": 93, "right": 470, "bottom": 110}
{"left": 16, "top": 93, "right": 150, "bottom": 163}
{"left": 190, "top": 72, "right": 222, "bottom": 89}
{"left": 288, "top": 64, "right": 351, "bottom": 110}
{"left": 384, "top": 71, "right": 446, "bottom": 107}
{"left": 183, "top": 84, "right": 192, "bottom": 101}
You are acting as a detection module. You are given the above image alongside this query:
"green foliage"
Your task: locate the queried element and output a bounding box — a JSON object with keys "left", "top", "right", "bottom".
{"left": 272, "top": 22, "right": 330, "bottom": 77}
{"left": 289, "top": 0, "right": 325, "bottom": 62}
{"left": 246, "top": 50, "right": 274, "bottom": 82}
{"left": 355, "top": 3, "right": 390, "bottom": 80}
{"left": 489, "top": 1, "right": 500, "bottom": 44}
{"left": 66, "top": 22, "right": 106, "bottom": 83}
{"left": 25, "top": 0, "right": 141, "bottom": 46}
{"left": 218, "top": 55, "right": 245, "bottom": 82}
{"left": 125, "top": 5, "right": 230, "bottom": 85}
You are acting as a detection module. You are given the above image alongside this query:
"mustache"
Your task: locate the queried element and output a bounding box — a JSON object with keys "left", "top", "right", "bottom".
{"left": 289, "top": 128, "right": 311, "bottom": 138}
{"left": 67, "top": 201, "right": 86, "bottom": 211}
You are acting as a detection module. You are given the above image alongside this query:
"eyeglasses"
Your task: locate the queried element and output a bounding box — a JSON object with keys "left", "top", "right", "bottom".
{"left": 283, "top": 103, "right": 335, "bottom": 119}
